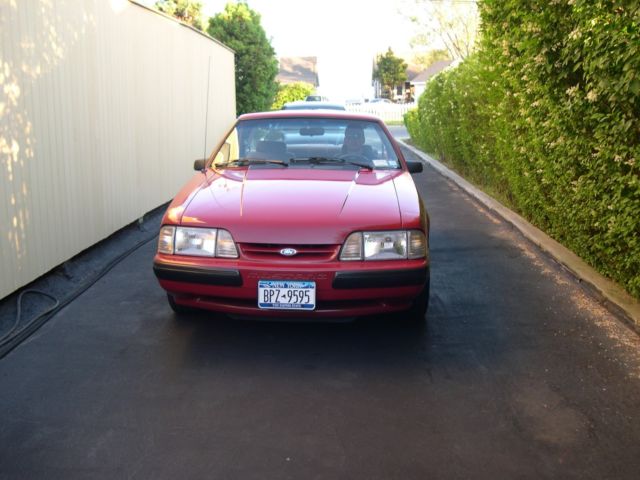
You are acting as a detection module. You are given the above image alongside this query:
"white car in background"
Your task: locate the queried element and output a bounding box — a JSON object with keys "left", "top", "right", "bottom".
{"left": 305, "top": 95, "right": 329, "bottom": 102}
{"left": 282, "top": 101, "right": 345, "bottom": 111}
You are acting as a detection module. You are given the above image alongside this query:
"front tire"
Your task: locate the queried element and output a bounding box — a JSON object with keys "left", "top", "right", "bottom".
{"left": 167, "top": 293, "right": 194, "bottom": 315}
{"left": 406, "top": 278, "right": 430, "bottom": 324}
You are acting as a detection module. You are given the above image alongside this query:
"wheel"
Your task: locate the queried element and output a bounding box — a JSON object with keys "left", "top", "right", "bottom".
{"left": 406, "top": 278, "right": 430, "bottom": 324}
{"left": 167, "top": 293, "right": 194, "bottom": 315}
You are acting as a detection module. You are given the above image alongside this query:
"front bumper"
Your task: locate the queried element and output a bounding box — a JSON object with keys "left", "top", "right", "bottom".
{"left": 153, "top": 255, "right": 429, "bottom": 318}
{"left": 153, "top": 263, "right": 242, "bottom": 286}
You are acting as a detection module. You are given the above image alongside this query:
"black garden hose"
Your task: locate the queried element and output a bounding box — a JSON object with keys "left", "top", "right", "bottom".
{"left": 0, "top": 232, "right": 158, "bottom": 359}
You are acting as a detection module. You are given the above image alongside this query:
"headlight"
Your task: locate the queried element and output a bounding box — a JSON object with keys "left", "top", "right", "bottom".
{"left": 408, "top": 230, "right": 427, "bottom": 259}
{"left": 364, "top": 231, "right": 407, "bottom": 260}
{"left": 340, "top": 232, "right": 363, "bottom": 261}
{"left": 158, "top": 226, "right": 175, "bottom": 254}
{"left": 339, "top": 230, "right": 427, "bottom": 261}
{"left": 215, "top": 229, "right": 239, "bottom": 258}
{"left": 157, "top": 226, "right": 238, "bottom": 258}
{"left": 175, "top": 227, "right": 217, "bottom": 256}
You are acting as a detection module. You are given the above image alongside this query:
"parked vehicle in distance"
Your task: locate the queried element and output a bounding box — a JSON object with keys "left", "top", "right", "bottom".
{"left": 369, "top": 98, "right": 394, "bottom": 104}
{"left": 305, "top": 95, "right": 329, "bottom": 102}
{"left": 282, "top": 100, "right": 345, "bottom": 111}
{"left": 153, "top": 110, "right": 429, "bottom": 322}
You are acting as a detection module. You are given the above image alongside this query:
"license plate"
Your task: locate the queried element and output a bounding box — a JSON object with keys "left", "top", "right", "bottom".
{"left": 258, "top": 280, "right": 316, "bottom": 310}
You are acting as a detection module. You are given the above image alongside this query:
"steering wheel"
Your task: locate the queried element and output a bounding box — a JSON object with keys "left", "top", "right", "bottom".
{"left": 338, "top": 153, "right": 369, "bottom": 163}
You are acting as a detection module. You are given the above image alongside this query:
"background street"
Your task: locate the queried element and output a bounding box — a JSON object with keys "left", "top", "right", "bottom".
{"left": 1, "top": 131, "right": 639, "bottom": 479}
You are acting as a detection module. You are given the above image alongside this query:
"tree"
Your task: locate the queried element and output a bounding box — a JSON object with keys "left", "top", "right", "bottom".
{"left": 208, "top": 3, "right": 278, "bottom": 115}
{"left": 373, "top": 48, "right": 408, "bottom": 99}
{"left": 411, "top": 49, "right": 451, "bottom": 70}
{"left": 403, "top": 0, "right": 479, "bottom": 60}
{"left": 155, "top": 0, "right": 204, "bottom": 31}
{"left": 271, "top": 82, "right": 315, "bottom": 110}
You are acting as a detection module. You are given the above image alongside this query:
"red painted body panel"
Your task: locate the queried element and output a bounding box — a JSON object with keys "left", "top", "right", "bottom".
{"left": 172, "top": 168, "right": 417, "bottom": 244}
{"left": 155, "top": 111, "right": 429, "bottom": 319}
{"left": 155, "top": 253, "right": 426, "bottom": 318}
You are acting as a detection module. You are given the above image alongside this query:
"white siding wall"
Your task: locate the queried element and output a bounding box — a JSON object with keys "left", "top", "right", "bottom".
{"left": 0, "top": 0, "right": 236, "bottom": 298}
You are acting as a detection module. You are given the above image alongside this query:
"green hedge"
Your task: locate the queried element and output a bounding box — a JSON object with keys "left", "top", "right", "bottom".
{"left": 271, "top": 82, "right": 315, "bottom": 110}
{"left": 405, "top": 0, "right": 640, "bottom": 298}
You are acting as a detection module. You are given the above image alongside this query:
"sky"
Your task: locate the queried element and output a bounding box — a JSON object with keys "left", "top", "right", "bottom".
{"left": 141, "top": 0, "right": 421, "bottom": 100}
{"left": 230, "top": 0, "right": 417, "bottom": 100}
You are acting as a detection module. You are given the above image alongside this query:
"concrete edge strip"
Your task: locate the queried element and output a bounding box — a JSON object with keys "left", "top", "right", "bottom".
{"left": 398, "top": 139, "right": 640, "bottom": 331}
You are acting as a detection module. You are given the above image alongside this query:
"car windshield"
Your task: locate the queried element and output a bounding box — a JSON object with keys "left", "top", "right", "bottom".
{"left": 212, "top": 118, "right": 401, "bottom": 170}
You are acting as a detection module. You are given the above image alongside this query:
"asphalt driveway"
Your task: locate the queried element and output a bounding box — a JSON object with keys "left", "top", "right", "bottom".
{"left": 1, "top": 133, "right": 639, "bottom": 479}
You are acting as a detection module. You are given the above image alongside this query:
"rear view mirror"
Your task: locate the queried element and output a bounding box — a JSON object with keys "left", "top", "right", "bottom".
{"left": 406, "top": 161, "right": 423, "bottom": 173}
{"left": 194, "top": 159, "right": 206, "bottom": 171}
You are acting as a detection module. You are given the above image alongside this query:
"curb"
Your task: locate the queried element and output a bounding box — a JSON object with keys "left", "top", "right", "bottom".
{"left": 398, "top": 139, "right": 640, "bottom": 333}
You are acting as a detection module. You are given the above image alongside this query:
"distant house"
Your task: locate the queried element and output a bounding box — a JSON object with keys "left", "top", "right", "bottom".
{"left": 372, "top": 58, "right": 416, "bottom": 102}
{"left": 276, "top": 56, "right": 319, "bottom": 87}
{"left": 371, "top": 55, "right": 453, "bottom": 103}
{"left": 410, "top": 60, "right": 454, "bottom": 100}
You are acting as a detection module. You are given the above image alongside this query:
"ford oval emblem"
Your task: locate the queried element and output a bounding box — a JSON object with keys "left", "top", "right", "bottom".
{"left": 280, "top": 248, "right": 298, "bottom": 257}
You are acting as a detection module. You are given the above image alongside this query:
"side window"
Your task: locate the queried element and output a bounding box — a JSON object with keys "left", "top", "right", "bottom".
{"left": 214, "top": 142, "right": 230, "bottom": 165}
{"left": 371, "top": 125, "right": 400, "bottom": 167}
{"left": 364, "top": 127, "right": 382, "bottom": 158}
{"left": 214, "top": 129, "right": 239, "bottom": 165}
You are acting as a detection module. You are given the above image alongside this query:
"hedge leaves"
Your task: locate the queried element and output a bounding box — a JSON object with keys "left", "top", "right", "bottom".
{"left": 406, "top": 0, "right": 640, "bottom": 297}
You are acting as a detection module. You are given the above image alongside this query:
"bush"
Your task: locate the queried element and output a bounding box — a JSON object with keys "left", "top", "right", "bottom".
{"left": 405, "top": 0, "right": 640, "bottom": 298}
{"left": 271, "top": 82, "right": 315, "bottom": 110}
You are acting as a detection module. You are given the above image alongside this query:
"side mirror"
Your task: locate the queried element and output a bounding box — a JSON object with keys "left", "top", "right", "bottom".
{"left": 406, "top": 161, "right": 423, "bottom": 173}
{"left": 193, "top": 159, "right": 206, "bottom": 171}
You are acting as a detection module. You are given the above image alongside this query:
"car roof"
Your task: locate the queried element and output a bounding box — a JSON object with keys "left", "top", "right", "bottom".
{"left": 238, "top": 109, "right": 383, "bottom": 123}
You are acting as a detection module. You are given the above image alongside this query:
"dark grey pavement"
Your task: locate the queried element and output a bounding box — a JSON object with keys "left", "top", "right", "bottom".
{"left": 1, "top": 134, "right": 640, "bottom": 479}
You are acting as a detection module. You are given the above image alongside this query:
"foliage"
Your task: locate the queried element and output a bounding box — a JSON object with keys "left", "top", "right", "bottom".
{"left": 373, "top": 48, "right": 408, "bottom": 99}
{"left": 405, "top": 0, "right": 640, "bottom": 298}
{"left": 207, "top": 3, "right": 278, "bottom": 115}
{"left": 411, "top": 49, "right": 452, "bottom": 70}
{"left": 155, "top": 0, "right": 204, "bottom": 31}
{"left": 271, "top": 82, "right": 315, "bottom": 110}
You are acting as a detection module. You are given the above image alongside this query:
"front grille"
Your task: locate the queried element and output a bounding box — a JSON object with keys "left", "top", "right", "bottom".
{"left": 239, "top": 243, "right": 340, "bottom": 262}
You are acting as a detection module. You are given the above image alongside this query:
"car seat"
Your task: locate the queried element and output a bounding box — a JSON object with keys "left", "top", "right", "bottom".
{"left": 251, "top": 140, "right": 292, "bottom": 161}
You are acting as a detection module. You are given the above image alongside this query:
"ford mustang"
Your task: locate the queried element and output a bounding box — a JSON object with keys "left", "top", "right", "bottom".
{"left": 153, "top": 110, "right": 430, "bottom": 322}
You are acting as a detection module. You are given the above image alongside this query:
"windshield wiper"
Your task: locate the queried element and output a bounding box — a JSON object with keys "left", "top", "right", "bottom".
{"left": 293, "top": 157, "right": 373, "bottom": 171}
{"left": 217, "top": 158, "right": 288, "bottom": 168}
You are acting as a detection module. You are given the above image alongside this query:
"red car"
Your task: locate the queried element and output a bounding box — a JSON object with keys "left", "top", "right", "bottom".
{"left": 153, "top": 110, "right": 430, "bottom": 322}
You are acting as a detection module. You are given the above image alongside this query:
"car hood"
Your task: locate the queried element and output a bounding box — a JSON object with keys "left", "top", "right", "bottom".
{"left": 178, "top": 168, "right": 408, "bottom": 244}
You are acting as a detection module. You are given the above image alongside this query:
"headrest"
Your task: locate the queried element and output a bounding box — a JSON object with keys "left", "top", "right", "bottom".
{"left": 256, "top": 140, "right": 287, "bottom": 155}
